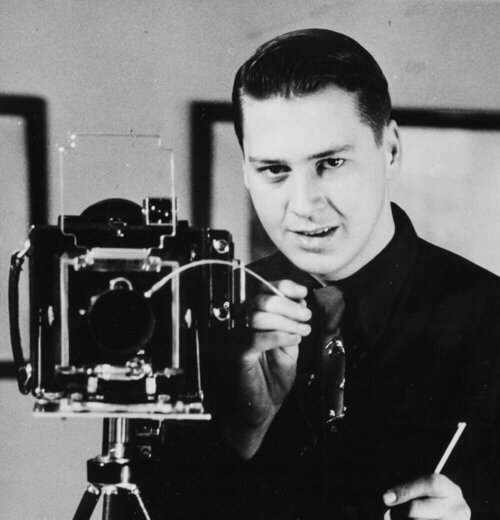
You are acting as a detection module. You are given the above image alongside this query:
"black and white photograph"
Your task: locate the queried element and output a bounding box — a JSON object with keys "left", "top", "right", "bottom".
{"left": 1, "top": 2, "right": 500, "bottom": 519}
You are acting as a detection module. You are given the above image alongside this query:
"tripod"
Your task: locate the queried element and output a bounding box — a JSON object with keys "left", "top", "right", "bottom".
{"left": 73, "top": 418, "right": 155, "bottom": 520}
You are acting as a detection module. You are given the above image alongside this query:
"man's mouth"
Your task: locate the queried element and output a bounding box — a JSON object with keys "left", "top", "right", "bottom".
{"left": 294, "top": 226, "right": 337, "bottom": 238}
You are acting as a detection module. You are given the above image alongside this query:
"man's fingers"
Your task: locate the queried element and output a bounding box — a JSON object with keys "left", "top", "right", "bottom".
{"left": 237, "top": 280, "right": 311, "bottom": 328}
{"left": 388, "top": 497, "right": 471, "bottom": 520}
{"left": 383, "top": 474, "right": 459, "bottom": 506}
{"left": 255, "top": 294, "right": 310, "bottom": 320}
{"left": 267, "top": 279, "right": 308, "bottom": 300}
{"left": 406, "top": 497, "right": 460, "bottom": 518}
{"left": 245, "top": 310, "right": 311, "bottom": 337}
{"left": 387, "top": 498, "right": 450, "bottom": 519}
{"left": 253, "top": 293, "right": 311, "bottom": 322}
{"left": 249, "top": 331, "right": 302, "bottom": 350}
{"left": 240, "top": 332, "right": 301, "bottom": 364}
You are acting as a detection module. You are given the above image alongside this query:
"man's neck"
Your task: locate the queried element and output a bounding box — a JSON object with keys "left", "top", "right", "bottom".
{"left": 317, "top": 200, "right": 396, "bottom": 283}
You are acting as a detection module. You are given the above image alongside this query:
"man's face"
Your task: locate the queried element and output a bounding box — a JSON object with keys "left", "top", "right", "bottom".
{"left": 241, "top": 87, "right": 401, "bottom": 281}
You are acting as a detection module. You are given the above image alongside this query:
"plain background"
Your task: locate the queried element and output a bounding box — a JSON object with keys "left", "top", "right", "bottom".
{"left": 1, "top": 1, "right": 500, "bottom": 518}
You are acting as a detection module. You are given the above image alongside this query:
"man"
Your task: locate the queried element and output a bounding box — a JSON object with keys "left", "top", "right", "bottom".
{"left": 207, "top": 29, "right": 500, "bottom": 519}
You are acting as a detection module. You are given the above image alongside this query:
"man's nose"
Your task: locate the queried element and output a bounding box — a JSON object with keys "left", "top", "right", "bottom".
{"left": 287, "top": 170, "right": 326, "bottom": 217}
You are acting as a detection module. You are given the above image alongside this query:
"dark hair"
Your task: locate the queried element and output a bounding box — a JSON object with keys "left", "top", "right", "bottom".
{"left": 232, "top": 28, "right": 392, "bottom": 147}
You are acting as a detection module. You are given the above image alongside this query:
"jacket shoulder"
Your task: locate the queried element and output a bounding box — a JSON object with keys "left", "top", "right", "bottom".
{"left": 415, "top": 237, "right": 500, "bottom": 309}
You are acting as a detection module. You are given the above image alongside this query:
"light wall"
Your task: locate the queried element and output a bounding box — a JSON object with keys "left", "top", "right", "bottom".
{"left": 1, "top": 1, "right": 500, "bottom": 518}
{"left": 2, "top": 0, "right": 500, "bottom": 222}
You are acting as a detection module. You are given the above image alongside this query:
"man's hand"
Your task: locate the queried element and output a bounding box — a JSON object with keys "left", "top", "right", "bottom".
{"left": 217, "top": 279, "right": 311, "bottom": 459}
{"left": 383, "top": 473, "right": 471, "bottom": 519}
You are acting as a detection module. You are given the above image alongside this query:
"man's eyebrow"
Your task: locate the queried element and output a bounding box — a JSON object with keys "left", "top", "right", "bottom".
{"left": 306, "top": 146, "right": 354, "bottom": 160}
{"left": 248, "top": 156, "right": 287, "bottom": 165}
{"left": 248, "top": 146, "right": 355, "bottom": 165}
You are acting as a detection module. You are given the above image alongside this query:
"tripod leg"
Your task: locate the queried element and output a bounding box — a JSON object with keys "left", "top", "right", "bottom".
{"left": 130, "top": 487, "right": 153, "bottom": 520}
{"left": 73, "top": 484, "right": 101, "bottom": 520}
{"left": 102, "top": 488, "right": 118, "bottom": 520}
{"left": 101, "top": 486, "right": 153, "bottom": 520}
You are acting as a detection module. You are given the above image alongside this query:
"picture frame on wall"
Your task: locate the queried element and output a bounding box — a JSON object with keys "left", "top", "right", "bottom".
{"left": 0, "top": 95, "right": 48, "bottom": 377}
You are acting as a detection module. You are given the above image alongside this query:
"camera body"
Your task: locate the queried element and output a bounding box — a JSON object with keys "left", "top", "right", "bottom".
{"left": 15, "top": 197, "right": 235, "bottom": 416}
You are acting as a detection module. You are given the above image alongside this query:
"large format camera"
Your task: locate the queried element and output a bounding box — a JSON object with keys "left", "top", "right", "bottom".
{"left": 9, "top": 134, "right": 238, "bottom": 417}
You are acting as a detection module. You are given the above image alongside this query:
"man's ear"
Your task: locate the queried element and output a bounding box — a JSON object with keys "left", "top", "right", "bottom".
{"left": 384, "top": 120, "right": 402, "bottom": 181}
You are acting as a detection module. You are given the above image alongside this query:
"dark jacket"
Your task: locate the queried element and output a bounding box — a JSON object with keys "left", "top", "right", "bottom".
{"left": 154, "top": 205, "right": 500, "bottom": 520}
{"left": 243, "top": 205, "right": 500, "bottom": 519}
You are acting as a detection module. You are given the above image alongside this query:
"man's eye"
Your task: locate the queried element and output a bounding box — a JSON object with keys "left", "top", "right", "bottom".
{"left": 259, "top": 165, "right": 289, "bottom": 177}
{"left": 318, "top": 158, "right": 345, "bottom": 171}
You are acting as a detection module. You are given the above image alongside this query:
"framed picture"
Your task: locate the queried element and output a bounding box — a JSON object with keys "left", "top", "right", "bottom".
{"left": 191, "top": 102, "right": 500, "bottom": 276}
{"left": 0, "top": 95, "right": 48, "bottom": 377}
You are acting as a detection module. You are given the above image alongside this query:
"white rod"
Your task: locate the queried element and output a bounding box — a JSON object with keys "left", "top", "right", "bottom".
{"left": 434, "top": 422, "right": 466, "bottom": 474}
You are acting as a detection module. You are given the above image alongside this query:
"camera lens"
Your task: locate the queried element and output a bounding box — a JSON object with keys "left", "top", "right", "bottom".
{"left": 87, "top": 288, "right": 156, "bottom": 353}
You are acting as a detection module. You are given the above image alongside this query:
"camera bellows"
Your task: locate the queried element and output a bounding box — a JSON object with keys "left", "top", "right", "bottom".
{"left": 88, "top": 288, "right": 156, "bottom": 353}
